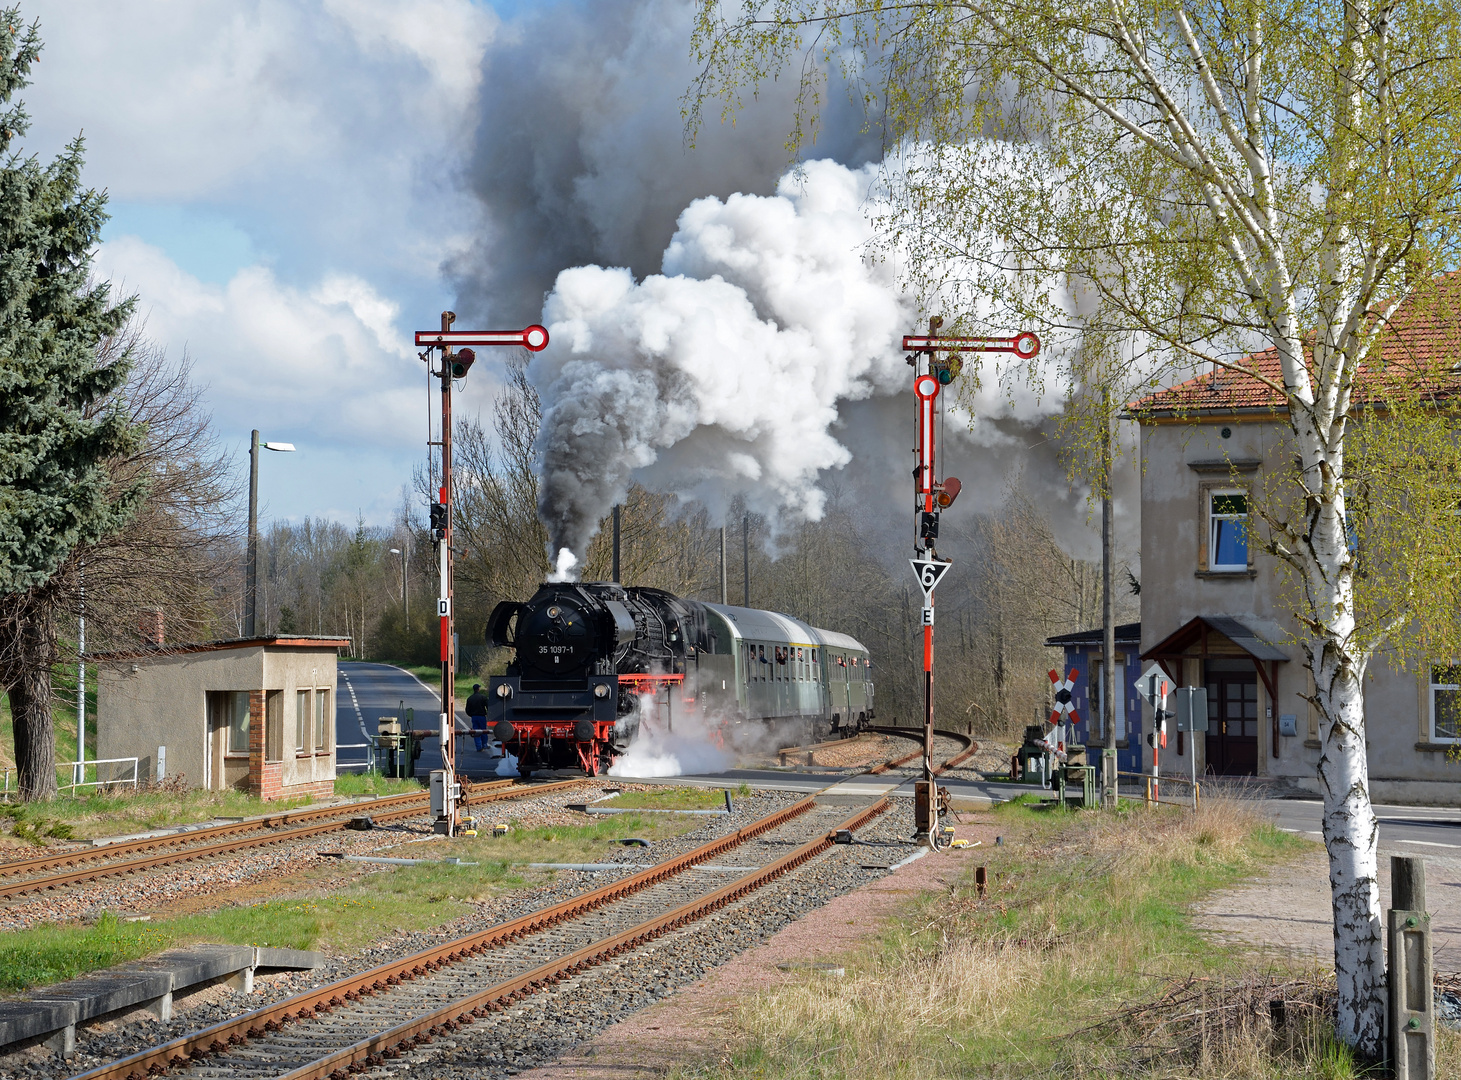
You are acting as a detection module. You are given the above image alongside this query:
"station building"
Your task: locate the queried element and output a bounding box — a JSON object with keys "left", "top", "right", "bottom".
{"left": 1049, "top": 287, "right": 1461, "bottom": 804}
{"left": 96, "top": 630, "right": 350, "bottom": 801}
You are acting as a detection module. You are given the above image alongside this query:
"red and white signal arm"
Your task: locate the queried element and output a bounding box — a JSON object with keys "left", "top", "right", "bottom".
{"left": 1049, "top": 668, "right": 1080, "bottom": 726}
{"left": 414, "top": 324, "right": 550, "bottom": 352}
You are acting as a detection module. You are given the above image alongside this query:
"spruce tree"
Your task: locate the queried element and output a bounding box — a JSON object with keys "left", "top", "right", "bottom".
{"left": 0, "top": 10, "right": 144, "bottom": 800}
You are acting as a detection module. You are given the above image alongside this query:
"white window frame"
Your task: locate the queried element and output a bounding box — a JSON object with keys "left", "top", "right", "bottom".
{"left": 296, "top": 689, "right": 310, "bottom": 755}
{"left": 1430, "top": 664, "right": 1461, "bottom": 744}
{"left": 1208, "top": 488, "right": 1250, "bottom": 572}
{"left": 315, "top": 689, "right": 331, "bottom": 753}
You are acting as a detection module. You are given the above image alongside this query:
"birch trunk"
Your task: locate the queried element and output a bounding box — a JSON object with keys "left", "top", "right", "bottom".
{"left": 1294, "top": 398, "right": 1385, "bottom": 1057}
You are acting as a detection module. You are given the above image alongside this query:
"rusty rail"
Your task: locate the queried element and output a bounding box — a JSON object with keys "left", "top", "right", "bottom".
{"left": 776, "top": 732, "right": 868, "bottom": 765}
{"left": 0, "top": 779, "right": 587, "bottom": 902}
{"left": 864, "top": 726, "right": 977, "bottom": 776}
{"left": 283, "top": 799, "right": 890, "bottom": 1080}
{"left": 68, "top": 794, "right": 838, "bottom": 1080}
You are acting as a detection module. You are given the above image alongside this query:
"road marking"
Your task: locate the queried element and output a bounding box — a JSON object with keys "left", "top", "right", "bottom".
{"left": 338, "top": 671, "right": 370, "bottom": 747}
{"left": 1394, "top": 838, "right": 1461, "bottom": 849}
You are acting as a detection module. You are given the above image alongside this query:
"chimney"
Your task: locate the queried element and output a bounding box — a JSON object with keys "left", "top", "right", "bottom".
{"left": 139, "top": 609, "right": 164, "bottom": 646}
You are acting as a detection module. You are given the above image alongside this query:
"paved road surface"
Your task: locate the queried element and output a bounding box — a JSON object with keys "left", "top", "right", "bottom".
{"left": 335, "top": 661, "right": 513, "bottom": 780}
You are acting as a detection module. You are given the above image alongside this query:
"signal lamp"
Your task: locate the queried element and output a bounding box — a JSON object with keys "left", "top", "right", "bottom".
{"left": 450, "top": 347, "right": 476, "bottom": 378}
{"left": 934, "top": 477, "right": 962, "bottom": 509}
{"left": 429, "top": 501, "right": 448, "bottom": 539}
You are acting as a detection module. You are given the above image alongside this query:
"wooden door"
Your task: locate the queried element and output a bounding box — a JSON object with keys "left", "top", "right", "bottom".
{"left": 1205, "top": 670, "right": 1258, "bottom": 775}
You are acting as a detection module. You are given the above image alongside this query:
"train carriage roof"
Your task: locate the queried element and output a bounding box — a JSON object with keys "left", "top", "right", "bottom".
{"left": 701, "top": 603, "right": 868, "bottom": 654}
{"left": 810, "top": 627, "right": 867, "bottom": 653}
{"left": 702, "top": 603, "right": 818, "bottom": 645}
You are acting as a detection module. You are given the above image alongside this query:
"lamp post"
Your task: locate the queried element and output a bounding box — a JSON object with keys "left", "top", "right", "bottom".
{"left": 390, "top": 546, "right": 408, "bottom": 631}
{"left": 245, "top": 431, "right": 296, "bottom": 638}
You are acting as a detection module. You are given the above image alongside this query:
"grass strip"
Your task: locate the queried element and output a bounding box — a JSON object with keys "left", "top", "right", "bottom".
{"left": 696, "top": 796, "right": 1458, "bottom": 1079}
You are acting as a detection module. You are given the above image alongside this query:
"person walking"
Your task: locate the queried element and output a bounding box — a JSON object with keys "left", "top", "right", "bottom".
{"left": 465, "top": 683, "right": 491, "bottom": 752}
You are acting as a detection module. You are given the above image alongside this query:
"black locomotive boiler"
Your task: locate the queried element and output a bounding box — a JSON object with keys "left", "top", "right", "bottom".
{"left": 484, "top": 582, "right": 874, "bottom": 775}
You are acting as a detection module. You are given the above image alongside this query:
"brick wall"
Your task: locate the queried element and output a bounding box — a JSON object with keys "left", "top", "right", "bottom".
{"left": 248, "top": 691, "right": 335, "bottom": 801}
{"left": 247, "top": 691, "right": 266, "bottom": 796}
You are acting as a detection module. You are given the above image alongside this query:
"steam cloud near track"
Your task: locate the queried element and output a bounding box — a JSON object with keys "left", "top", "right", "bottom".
{"left": 534, "top": 160, "right": 919, "bottom": 575}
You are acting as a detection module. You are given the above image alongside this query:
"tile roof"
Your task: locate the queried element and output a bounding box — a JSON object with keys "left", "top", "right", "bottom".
{"left": 1130, "top": 277, "right": 1461, "bottom": 416}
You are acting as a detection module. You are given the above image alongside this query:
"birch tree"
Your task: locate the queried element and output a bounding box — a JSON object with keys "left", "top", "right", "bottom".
{"left": 690, "top": 0, "right": 1461, "bottom": 1058}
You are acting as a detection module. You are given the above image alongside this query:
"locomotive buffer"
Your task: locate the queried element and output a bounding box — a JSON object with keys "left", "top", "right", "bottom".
{"left": 414, "top": 316, "right": 549, "bottom": 835}
{"left": 904, "top": 319, "right": 1039, "bottom": 844}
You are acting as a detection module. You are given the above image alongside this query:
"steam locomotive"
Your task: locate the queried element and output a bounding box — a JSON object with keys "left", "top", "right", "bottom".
{"left": 484, "top": 582, "right": 874, "bottom": 775}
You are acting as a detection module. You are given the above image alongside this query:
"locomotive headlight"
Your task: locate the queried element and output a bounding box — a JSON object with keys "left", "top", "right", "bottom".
{"left": 593, "top": 683, "right": 610, "bottom": 699}
{"left": 496, "top": 684, "right": 512, "bottom": 698}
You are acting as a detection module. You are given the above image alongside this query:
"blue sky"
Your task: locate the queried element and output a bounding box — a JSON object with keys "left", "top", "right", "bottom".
{"left": 20, "top": 0, "right": 510, "bottom": 526}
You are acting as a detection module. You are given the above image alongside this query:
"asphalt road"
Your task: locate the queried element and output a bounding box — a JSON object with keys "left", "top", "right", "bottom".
{"left": 335, "top": 660, "right": 513, "bottom": 780}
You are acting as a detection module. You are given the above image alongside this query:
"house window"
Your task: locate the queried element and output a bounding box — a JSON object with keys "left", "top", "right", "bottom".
{"left": 265, "top": 691, "right": 283, "bottom": 763}
{"left": 1431, "top": 665, "right": 1461, "bottom": 742}
{"left": 315, "top": 690, "right": 331, "bottom": 752}
{"left": 296, "top": 690, "right": 310, "bottom": 754}
{"left": 225, "top": 691, "right": 250, "bottom": 755}
{"left": 1209, "top": 490, "right": 1249, "bottom": 570}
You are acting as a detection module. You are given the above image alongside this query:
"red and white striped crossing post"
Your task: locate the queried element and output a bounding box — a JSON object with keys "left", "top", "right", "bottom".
{"left": 413, "top": 317, "right": 548, "bottom": 835}
{"left": 903, "top": 320, "right": 1039, "bottom": 843}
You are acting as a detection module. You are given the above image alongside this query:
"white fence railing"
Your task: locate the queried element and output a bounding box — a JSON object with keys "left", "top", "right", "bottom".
{"left": 2, "top": 756, "right": 139, "bottom": 799}
{"left": 334, "top": 742, "right": 375, "bottom": 773}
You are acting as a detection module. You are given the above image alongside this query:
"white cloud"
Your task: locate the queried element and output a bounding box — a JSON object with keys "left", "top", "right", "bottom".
{"left": 98, "top": 236, "right": 424, "bottom": 450}
{"left": 24, "top": 0, "right": 495, "bottom": 202}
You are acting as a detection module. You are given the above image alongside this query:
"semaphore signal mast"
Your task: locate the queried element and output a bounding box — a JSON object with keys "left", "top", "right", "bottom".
{"left": 414, "top": 314, "right": 549, "bottom": 836}
{"left": 903, "top": 317, "right": 1040, "bottom": 845}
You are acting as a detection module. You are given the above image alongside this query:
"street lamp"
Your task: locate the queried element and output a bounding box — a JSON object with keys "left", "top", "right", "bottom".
{"left": 246, "top": 430, "right": 296, "bottom": 638}
{"left": 389, "top": 546, "right": 408, "bottom": 631}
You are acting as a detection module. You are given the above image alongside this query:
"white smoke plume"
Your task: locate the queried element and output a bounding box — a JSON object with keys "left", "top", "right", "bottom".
{"left": 531, "top": 158, "right": 1076, "bottom": 569}
{"left": 534, "top": 160, "right": 916, "bottom": 567}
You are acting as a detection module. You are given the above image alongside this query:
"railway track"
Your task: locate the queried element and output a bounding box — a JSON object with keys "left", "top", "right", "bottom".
{"left": 65, "top": 794, "right": 890, "bottom": 1080}
{"left": 0, "top": 779, "right": 588, "bottom": 903}
{"left": 864, "top": 726, "right": 979, "bottom": 776}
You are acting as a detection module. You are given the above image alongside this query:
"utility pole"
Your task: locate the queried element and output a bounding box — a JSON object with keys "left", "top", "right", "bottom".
{"left": 1101, "top": 390, "right": 1118, "bottom": 806}
{"left": 76, "top": 563, "right": 85, "bottom": 787}
{"left": 903, "top": 321, "right": 1040, "bottom": 845}
{"left": 719, "top": 526, "right": 727, "bottom": 603}
{"left": 415, "top": 317, "right": 548, "bottom": 836}
{"left": 742, "top": 514, "right": 750, "bottom": 607}
{"left": 612, "top": 505, "right": 621, "bottom": 583}
{"left": 244, "top": 431, "right": 295, "bottom": 637}
{"left": 246, "top": 430, "right": 259, "bottom": 637}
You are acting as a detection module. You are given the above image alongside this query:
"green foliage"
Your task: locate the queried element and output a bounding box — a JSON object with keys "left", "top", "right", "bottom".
{"left": 370, "top": 601, "right": 440, "bottom": 666}
{"left": 0, "top": 8, "right": 143, "bottom": 594}
{"left": 332, "top": 770, "right": 424, "bottom": 797}
{"left": 0, "top": 912, "right": 172, "bottom": 991}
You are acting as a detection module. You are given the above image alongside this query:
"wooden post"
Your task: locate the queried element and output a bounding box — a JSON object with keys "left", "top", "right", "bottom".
{"left": 1389, "top": 855, "right": 1434, "bottom": 1079}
